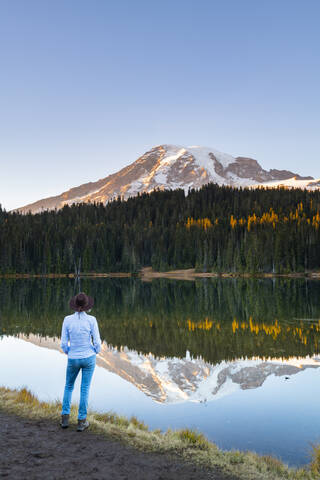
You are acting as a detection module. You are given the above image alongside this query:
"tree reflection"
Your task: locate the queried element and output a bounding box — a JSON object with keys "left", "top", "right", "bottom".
{"left": 0, "top": 278, "right": 319, "bottom": 364}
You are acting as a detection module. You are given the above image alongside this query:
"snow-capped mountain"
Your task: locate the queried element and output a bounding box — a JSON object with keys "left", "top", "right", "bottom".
{"left": 19, "top": 334, "right": 320, "bottom": 404}
{"left": 16, "top": 144, "right": 315, "bottom": 214}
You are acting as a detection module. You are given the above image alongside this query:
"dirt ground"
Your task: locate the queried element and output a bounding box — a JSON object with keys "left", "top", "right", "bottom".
{"left": 0, "top": 411, "right": 238, "bottom": 480}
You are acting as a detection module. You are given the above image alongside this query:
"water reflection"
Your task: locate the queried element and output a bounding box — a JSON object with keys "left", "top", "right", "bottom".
{"left": 16, "top": 333, "right": 320, "bottom": 404}
{"left": 1, "top": 277, "right": 320, "bottom": 465}
{"left": 1, "top": 277, "right": 320, "bottom": 363}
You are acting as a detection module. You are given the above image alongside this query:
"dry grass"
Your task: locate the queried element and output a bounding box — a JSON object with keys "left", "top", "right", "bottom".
{"left": 94, "top": 412, "right": 148, "bottom": 432}
{"left": 311, "top": 445, "right": 320, "bottom": 477}
{"left": 175, "top": 428, "right": 211, "bottom": 450}
{"left": 0, "top": 386, "right": 318, "bottom": 480}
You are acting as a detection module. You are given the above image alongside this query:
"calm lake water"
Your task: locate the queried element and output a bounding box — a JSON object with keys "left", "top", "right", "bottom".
{"left": 1, "top": 277, "right": 320, "bottom": 466}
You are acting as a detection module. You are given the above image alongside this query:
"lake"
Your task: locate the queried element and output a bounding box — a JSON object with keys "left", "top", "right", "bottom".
{"left": 1, "top": 277, "right": 320, "bottom": 466}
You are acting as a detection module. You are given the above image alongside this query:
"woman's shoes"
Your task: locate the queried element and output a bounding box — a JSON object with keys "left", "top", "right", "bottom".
{"left": 77, "top": 419, "right": 89, "bottom": 432}
{"left": 60, "top": 414, "right": 69, "bottom": 428}
{"left": 60, "top": 415, "right": 89, "bottom": 431}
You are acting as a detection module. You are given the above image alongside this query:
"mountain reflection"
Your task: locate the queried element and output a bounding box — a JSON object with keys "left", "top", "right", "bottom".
{"left": 1, "top": 277, "right": 320, "bottom": 364}
{"left": 17, "top": 334, "right": 320, "bottom": 404}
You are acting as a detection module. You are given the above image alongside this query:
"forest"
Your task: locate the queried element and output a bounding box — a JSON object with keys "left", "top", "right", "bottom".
{"left": 1, "top": 183, "right": 320, "bottom": 274}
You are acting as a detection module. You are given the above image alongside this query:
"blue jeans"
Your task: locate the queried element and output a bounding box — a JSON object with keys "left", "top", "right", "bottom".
{"left": 61, "top": 354, "right": 96, "bottom": 420}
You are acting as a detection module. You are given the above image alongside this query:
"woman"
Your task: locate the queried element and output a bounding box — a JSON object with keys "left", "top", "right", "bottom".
{"left": 60, "top": 292, "right": 101, "bottom": 431}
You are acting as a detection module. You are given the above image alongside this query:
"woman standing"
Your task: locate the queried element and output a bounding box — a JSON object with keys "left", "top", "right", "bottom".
{"left": 60, "top": 292, "right": 101, "bottom": 431}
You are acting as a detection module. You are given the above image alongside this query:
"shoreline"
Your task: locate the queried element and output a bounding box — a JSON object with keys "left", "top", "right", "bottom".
{"left": 0, "top": 267, "right": 320, "bottom": 280}
{"left": 0, "top": 386, "right": 317, "bottom": 480}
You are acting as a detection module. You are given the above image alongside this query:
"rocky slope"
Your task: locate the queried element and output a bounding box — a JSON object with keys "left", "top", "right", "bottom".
{"left": 16, "top": 144, "right": 315, "bottom": 213}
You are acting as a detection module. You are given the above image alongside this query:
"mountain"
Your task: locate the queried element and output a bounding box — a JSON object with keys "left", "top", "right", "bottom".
{"left": 19, "top": 334, "right": 320, "bottom": 404}
{"left": 16, "top": 144, "right": 315, "bottom": 214}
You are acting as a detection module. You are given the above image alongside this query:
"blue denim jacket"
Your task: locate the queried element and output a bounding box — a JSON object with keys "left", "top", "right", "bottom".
{"left": 60, "top": 311, "right": 101, "bottom": 359}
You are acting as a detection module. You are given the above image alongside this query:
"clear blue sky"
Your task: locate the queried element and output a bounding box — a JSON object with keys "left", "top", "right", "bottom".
{"left": 1, "top": 0, "right": 319, "bottom": 210}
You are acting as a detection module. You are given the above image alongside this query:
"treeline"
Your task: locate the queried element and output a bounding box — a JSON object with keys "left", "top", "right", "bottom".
{"left": 1, "top": 277, "right": 320, "bottom": 364}
{"left": 1, "top": 184, "right": 320, "bottom": 273}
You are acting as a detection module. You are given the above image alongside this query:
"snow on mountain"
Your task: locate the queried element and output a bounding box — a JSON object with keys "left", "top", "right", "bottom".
{"left": 254, "top": 177, "right": 320, "bottom": 190}
{"left": 16, "top": 144, "right": 316, "bottom": 214}
{"left": 18, "top": 334, "right": 320, "bottom": 404}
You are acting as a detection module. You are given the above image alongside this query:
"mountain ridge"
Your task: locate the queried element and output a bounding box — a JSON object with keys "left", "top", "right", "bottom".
{"left": 16, "top": 144, "right": 316, "bottom": 214}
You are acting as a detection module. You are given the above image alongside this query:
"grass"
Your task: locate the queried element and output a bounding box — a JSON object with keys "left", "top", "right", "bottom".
{"left": 0, "top": 386, "right": 319, "bottom": 480}
{"left": 311, "top": 446, "right": 320, "bottom": 477}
